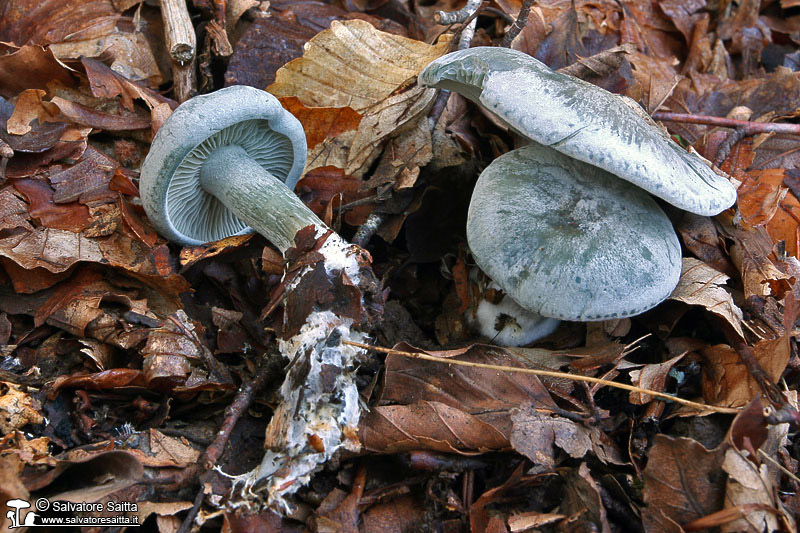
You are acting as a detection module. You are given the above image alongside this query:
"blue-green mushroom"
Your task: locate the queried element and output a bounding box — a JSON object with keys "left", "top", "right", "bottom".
{"left": 140, "top": 85, "right": 320, "bottom": 252}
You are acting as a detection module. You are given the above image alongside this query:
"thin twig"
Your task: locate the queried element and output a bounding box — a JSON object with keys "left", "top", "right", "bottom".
{"left": 500, "top": 0, "right": 536, "bottom": 48}
{"left": 344, "top": 340, "right": 741, "bottom": 414}
{"left": 758, "top": 449, "right": 800, "bottom": 484}
{"left": 151, "top": 358, "right": 274, "bottom": 489}
{"left": 730, "top": 339, "right": 790, "bottom": 408}
{"left": 177, "top": 488, "right": 205, "bottom": 533}
{"left": 352, "top": 212, "right": 384, "bottom": 247}
{"left": 653, "top": 112, "right": 800, "bottom": 136}
{"left": 714, "top": 128, "right": 748, "bottom": 167}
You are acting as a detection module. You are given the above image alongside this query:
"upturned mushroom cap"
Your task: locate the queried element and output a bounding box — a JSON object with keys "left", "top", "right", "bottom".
{"left": 467, "top": 143, "right": 682, "bottom": 321}
{"left": 140, "top": 86, "right": 307, "bottom": 245}
{"left": 419, "top": 47, "right": 736, "bottom": 216}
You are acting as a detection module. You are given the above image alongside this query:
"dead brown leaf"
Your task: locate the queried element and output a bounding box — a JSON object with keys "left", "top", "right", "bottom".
{"left": 701, "top": 336, "right": 790, "bottom": 408}
{"left": 643, "top": 435, "right": 726, "bottom": 532}
{"left": 280, "top": 97, "right": 362, "bottom": 150}
{"left": 295, "top": 167, "right": 372, "bottom": 226}
{"left": 0, "top": 45, "right": 76, "bottom": 99}
{"left": 628, "top": 353, "right": 684, "bottom": 404}
{"left": 0, "top": 382, "right": 44, "bottom": 433}
{"left": 668, "top": 257, "right": 745, "bottom": 339}
{"left": 360, "top": 401, "right": 509, "bottom": 454}
{"left": 267, "top": 19, "right": 449, "bottom": 112}
{"left": 561, "top": 463, "right": 611, "bottom": 533}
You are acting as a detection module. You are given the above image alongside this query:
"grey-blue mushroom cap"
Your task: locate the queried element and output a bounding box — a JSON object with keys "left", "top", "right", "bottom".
{"left": 139, "top": 85, "right": 307, "bottom": 245}
{"left": 419, "top": 47, "right": 736, "bottom": 216}
{"left": 467, "top": 143, "right": 682, "bottom": 321}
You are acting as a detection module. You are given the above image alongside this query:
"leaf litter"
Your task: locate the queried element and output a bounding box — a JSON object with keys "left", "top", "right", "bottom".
{"left": 0, "top": 0, "right": 799, "bottom": 531}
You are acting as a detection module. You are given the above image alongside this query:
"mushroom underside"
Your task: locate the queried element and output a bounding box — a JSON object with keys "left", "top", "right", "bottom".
{"left": 165, "top": 119, "right": 295, "bottom": 243}
{"left": 419, "top": 47, "right": 737, "bottom": 216}
{"left": 466, "top": 142, "right": 682, "bottom": 321}
{"left": 139, "top": 85, "right": 308, "bottom": 246}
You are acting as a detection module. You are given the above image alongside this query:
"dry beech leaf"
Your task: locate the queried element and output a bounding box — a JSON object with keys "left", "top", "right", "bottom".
{"left": 721, "top": 448, "right": 779, "bottom": 532}
{"left": 359, "top": 401, "right": 509, "bottom": 454}
{"left": 345, "top": 85, "right": 435, "bottom": 174}
{"left": 507, "top": 512, "right": 566, "bottom": 531}
{"left": 268, "top": 19, "right": 450, "bottom": 112}
{"left": 737, "top": 167, "right": 800, "bottom": 257}
{"left": 642, "top": 435, "right": 726, "bottom": 533}
{"left": 279, "top": 96, "right": 362, "bottom": 149}
{"left": 0, "top": 227, "right": 105, "bottom": 272}
{"left": 716, "top": 213, "right": 795, "bottom": 300}
{"left": 0, "top": 45, "right": 76, "bottom": 99}
{"left": 701, "top": 336, "right": 790, "bottom": 408}
{"left": 6, "top": 89, "right": 61, "bottom": 135}
{"left": 669, "top": 257, "right": 745, "bottom": 339}
{"left": 379, "top": 342, "right": 557, "bottom": 413}
{"left": 561, "top": 463, "right": 611, "bottom": 533}
{"left": 510, "top": 408, "right": 624, "bottom": 466}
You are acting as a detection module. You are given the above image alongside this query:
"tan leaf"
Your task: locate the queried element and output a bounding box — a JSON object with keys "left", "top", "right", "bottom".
{"left": 720, "top": 448, "right": 779, "bottom": 532}
{"left": 6, "top": 89, "right": 60, "bottom": 135}
{"left": 669, "top": 257, "right": 745, "bottom": 339}
{"left": 346, "top": 87, "right": 435, "bottom": 175}
{"left": 701, "top": 336, "right": 790, "bottom": 408}
{"left": 0, "top": 382, "right": 44, "bottom": 433}
{"left": 268, "top": 19, "right": 450, "bottom": 112}
{"left": 0, "top": 227, "right": 104, "bottom": 272}
{"left": 628, "top": 353, "right": 685, "bottom": 405}
{"left": 359, "top": 401, "right": 509, "bottom": 454}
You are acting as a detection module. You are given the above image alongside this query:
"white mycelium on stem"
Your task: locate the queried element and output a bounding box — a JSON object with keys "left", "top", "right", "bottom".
{"left": 140, "top": 86, "right": 375, "bottom": 511}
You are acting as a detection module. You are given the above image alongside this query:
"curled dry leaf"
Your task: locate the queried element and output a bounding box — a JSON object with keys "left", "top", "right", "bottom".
{"left": 700, "top": 336, "right": 790, "bottom": 408}
{"left": 0, "top": 45, "right": 75, "bottom": 99}
{"left": 628, "top": 353, "right": 685, "bottom": 405}
{"left": 279, "top": 97, "right": 362, "bottom": 150}
{"left": 510, "top": 408, "right": 624, "bottom": 466}
{"left": 0, "top": 0, "right": 165, "bottom": 85}
{"left": 360, "top": 401, "right": 509, "bottom": 454}
{"left": 668, "top": 257, "right": 745, "bottom": 339}
{"left": 716, "top": 213, "right": 795, "bottom": 300}
{"left": 561, "top": 463, "right": 611, "bottom": 533}
{"left": 6, "top": 89, "right": 61, "bottom": 135}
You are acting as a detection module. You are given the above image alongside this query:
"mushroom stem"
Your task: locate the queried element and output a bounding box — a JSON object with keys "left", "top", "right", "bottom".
{"left": 199, "top": 144, "right": 324, "bottom": 253}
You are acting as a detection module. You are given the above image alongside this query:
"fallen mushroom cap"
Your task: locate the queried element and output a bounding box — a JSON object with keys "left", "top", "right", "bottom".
{"left": 419, "top": 47, "right": 736, "bottom": 216}
{"left": 468, "top": 143, "right": 682, "bottom": 321}
{"left": 140, "top": 85, "right": 307, "bottom": 245}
